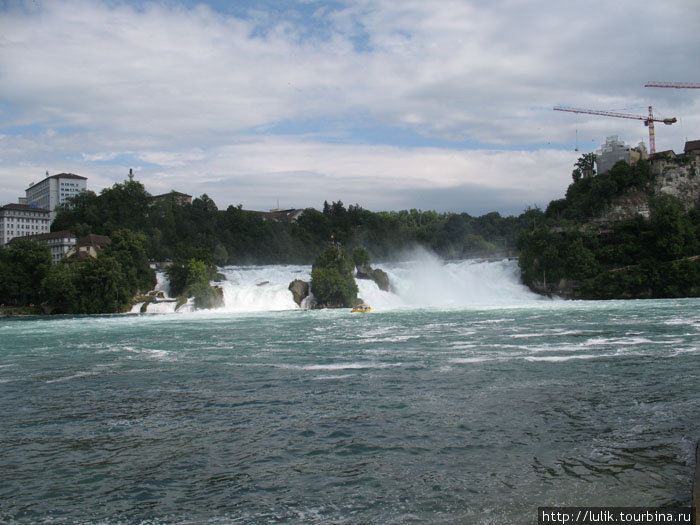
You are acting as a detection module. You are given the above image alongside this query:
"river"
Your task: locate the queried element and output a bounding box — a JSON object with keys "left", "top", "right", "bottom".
{"left": 1, "top": 256, "right": 698, "bottom": 524}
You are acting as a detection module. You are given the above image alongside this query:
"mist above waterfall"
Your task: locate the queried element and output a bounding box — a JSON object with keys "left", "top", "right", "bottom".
{"left": 358, "top": 247, "right": 541, "bottom": 310}
{"left": 211, "top": 249, "right": 540, "bottom": 313}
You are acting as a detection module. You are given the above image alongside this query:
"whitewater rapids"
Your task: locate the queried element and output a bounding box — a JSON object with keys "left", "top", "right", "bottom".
{"left": 135, "top": 251, "right": 543, "bottom": 314}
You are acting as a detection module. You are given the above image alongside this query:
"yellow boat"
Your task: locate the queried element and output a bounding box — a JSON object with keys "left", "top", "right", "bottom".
{"left": 351, "top": 304, "right": 371, "bottom": 313}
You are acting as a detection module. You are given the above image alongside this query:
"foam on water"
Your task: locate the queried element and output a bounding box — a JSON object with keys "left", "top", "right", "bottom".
{"left": 2, "top": 295, "right": 700, "bottom": 524}
{"left": 178, "top": 253, "right": 544, "bottom": 314}
{"left": 217, "top": 265, "right": 308, "bottom": 312}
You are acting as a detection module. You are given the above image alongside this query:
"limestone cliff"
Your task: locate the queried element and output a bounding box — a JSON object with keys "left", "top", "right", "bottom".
{"left": 596, "top": 153, "right": 699, "bottom": 223}
{"left": 650, "top": 155, "right": 700, "bottom": 211}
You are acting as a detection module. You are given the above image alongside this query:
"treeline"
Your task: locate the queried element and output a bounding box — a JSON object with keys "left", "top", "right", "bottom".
{"left": 52, "top": 181, "right": 540, "bottom": 264}
{"left": 517, "top": 159, "right": 700, "bottom": 299}
{"left": 0, "top": 230, "right": 155, "bottom": 313}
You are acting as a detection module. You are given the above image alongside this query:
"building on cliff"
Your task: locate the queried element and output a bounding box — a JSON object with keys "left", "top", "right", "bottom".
{"left": 590, "top": 138, "right": 700, "bottom": 224}
{"left": 685, "top": 140, "right": 700, "bottom": 156}
{"left": 596, "top": 136, "right": 648, "bottom": 175}
{"left": 151, "top": 190, "right": 193, "bottom": 206}
{"left": 65, "top": 234, "right": 111, "bottom": 261}
{"left": 7, "top": 230, "right": 77, "bottom": 263}
{"left": 0, "top": 203, "right": 51, "bottom": 247}
{"left": 25, "top": 172, "right": 88, "bottom": 221}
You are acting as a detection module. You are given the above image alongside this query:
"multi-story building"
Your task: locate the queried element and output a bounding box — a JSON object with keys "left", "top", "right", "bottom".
{"left": 596, "top": 136, "right": 648, "bottom": 175}
{"left": 8, "top": 230, "right": 78, "bottom": 263}
{"left": 25, "top": 172, "right": 87, "bottom": 220}
{"left": 0, "top": 204, "right": 52, "bottom": 246}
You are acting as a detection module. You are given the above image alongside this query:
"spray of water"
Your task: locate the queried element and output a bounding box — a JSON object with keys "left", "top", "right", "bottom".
{"left": 359, "top": 247, "right": 541, "bottom": 309}
{"left": 135, "top": 249, "right": 541, "bottom": 313}
{"left": 219, "top": 248, "right": 539, "bottom": 312}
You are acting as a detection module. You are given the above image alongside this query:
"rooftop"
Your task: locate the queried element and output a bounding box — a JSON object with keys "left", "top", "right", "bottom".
{"left": 684, "top": 140, "right": 700, "bottom": 153}
{"left": 26, "top": 172, "right": 87, "bottom": 191}
{"left": 152, "top": 191, "right": 192, "bottom": 199}
{"left": 76, "top": 233, "right": 111, "bottom": 248}
{"left": 1, "top": 203, "right": 51, "bottom": 213}
{"left": 7, "top": 230, "right": 76, "bottom": 244}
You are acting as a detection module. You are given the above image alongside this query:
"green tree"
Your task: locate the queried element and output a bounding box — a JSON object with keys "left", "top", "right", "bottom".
{"left": 311, "top": 245, "right": 358, "bottom": 307}
{"left": 352, "top": 246, "right": 370, "bottom": 269}
{"left": 75, "top": 256, "right": 130, "bottom": 313}
{"left": 103, "top": 229, "right": 156, "bottom": 296}
{"left": 99, "top": 181, "right": 152, "bottom": 234}
{"left": 649, "top": 196, "right": 698, "bottom": 261}
{"left": 575, "top": 152, "right": 596, "bottom": 177}
{"left": 41, "top": 263, "right": 80, "bottom": 314}
{"left": 564, "top": 237, "right": 598, "bottom": 279}
{"left": 2, "top": 239, "right": 52, "bottom": 305}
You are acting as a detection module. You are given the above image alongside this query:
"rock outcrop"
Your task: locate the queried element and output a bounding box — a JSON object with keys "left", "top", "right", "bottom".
{"left": 356, "top": 262, "right": 392, "bottom": 292}
{"left": 596, "top": 154, "right": 700, "bottom": 223}
{"left": 595, "top": 189, "right": 651, "bottom": 223}
{"left": 288, "top": 279, "right": 310, "bottom": 307}
{"left": 311, "top": 245, "right": 358, "bottom": 308}
{"left": 651, "top": 155, "right": 700, "bottom": 211}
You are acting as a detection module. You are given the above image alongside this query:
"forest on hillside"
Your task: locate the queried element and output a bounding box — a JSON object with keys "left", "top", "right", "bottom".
{"left": 51, "top": 181, "right": 540, "bottom": 264}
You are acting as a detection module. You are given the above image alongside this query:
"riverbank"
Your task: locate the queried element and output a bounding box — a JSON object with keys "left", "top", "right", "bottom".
{"left": 0, "top": 305, "right": 43, "bottom": 316}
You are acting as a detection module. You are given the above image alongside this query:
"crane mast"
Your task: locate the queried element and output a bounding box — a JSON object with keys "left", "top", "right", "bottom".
{"left": 553, "top": 105, "right": 676, "bottom": 154}
{"left": 644, "top": 81, "right": 700, "bottom": 89}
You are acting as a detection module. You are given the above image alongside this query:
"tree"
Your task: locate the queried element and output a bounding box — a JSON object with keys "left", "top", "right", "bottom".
{"left": 575, "top": 152, "right": 596, "bottom": 178}
{"left": 212, "top": 243, "right": 229, "bottom": 266}
{"left": 75, "top": 256, "right": 130, "bottom": 313}
{"left": 3, "top": 239, "right": 52, "bottom": 305}
{"left": 564, "top": 237, "right": 598, "bottom": 279}
{"left": 102, "top": 229, "right": 156, "bottom": 296}
{"left": 311, "top": 245, "right": 358, "bottom": 308}
{"left": 98, "top": 181, "right": 152, "bottom": 234}
{"left": 352, "top": 246, "right": 370, "bottom": 269}
{"left": 649, "top": 196, "right": 698, "bottom": 261}
{"left": 41, "top": 263, "right": 80, "bottom": 314}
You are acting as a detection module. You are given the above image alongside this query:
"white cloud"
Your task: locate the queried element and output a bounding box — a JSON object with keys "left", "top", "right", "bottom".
{"left": 118, "top": 137, "right": 576, "bottom": 214}
{"left": 0, "top": 0, "right": 698, "bottom": 213}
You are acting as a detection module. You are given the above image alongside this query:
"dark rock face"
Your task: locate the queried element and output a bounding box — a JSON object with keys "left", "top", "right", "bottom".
{"left": 371, "top": 268, "right": 391, "bottom": 292}
{"left": 288, "top": 279, "right": 310, "bottom": 307}
{"left": 193, "top": 285, "right": 224, "bottom": 310}
{"left": 356, "top": 265, "right": 392, "bottom": 292}
{"left": 355, "top": 262, "right": 372, "bottom": 278}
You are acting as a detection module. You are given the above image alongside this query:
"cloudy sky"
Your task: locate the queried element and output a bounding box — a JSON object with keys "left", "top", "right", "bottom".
{"left": 1, "top": 0, "right": 699, "bottom": 216}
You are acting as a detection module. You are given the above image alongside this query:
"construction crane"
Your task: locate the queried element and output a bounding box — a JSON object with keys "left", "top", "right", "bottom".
{"left": 645, "top": 81, "right": 700, "bottom": 89}
{"left": 553, "top": 105, "right": 676, "bottom": 154}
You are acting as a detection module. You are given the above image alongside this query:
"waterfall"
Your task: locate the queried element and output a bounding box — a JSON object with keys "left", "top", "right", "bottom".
{"left": 135, "top": 253, "right": 540, "bottom": 314}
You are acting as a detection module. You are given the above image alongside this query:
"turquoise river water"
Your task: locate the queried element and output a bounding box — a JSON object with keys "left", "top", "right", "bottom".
{"left": 1, "top": 259, "right": 699, "bottom": 524}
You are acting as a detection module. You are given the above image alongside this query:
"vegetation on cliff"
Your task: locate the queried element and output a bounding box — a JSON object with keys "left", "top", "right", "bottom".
{"left": 310, "top": 245, "right": 359, "bottom": 308}
{"left": 165, "top": 250, "right": 223, "bottom": 310}
{"left": 518, "top": 158, "right": 700, "bottom": 299}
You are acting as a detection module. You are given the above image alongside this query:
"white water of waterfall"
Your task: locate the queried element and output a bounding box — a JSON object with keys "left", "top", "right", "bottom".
{"left": 210, "top": 254, "right": 541, "bottom": 313}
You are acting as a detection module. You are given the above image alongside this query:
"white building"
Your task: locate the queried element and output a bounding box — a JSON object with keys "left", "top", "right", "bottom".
{"left": 10, "top": 230, "right": 78, "bottom": 263}
{"left": 596, "top": 136, "right": 648, "bottom": 175}
{"left": 25, "top": 172, "right": 87, "bottom": 221}
{"left": 0, "top": 204, "right": 51, "bottom": 247}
